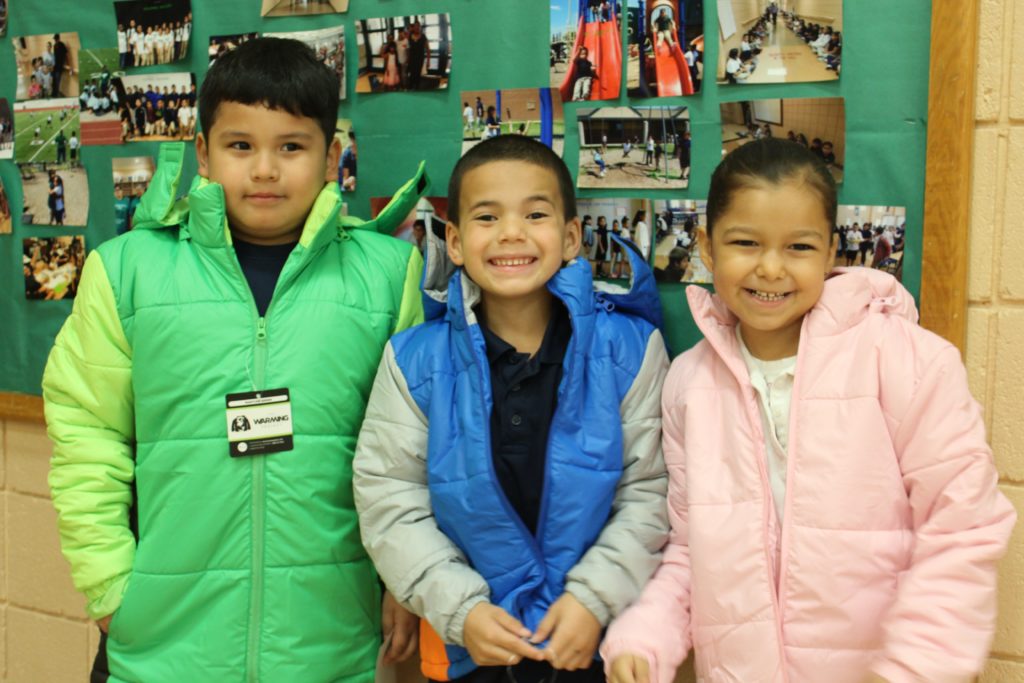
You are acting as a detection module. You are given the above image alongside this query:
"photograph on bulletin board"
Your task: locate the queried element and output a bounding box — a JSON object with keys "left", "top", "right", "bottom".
{"left": 264, "top": 25, "right": 345, "bottom": 99}
{"left": 23, "top": 236, "right": 85, "bottom": 301}
{"left": 626, "top": 0, "right": 703, "bottom": 97}
{"left": 0, "top": 97, "right": 11, "bottom": 159}
{"left": 578, "top": 197, "right": 653, "bottom": 282}
{"left": 260, "top": 0, "right": 348, "bottom": 18}
{"left": 96, "top": 72, "right": 196, "bottom": 144}
{"left": 651, "top": 198, "right": 710, "bottom": 283}
{"left": 208, "top": 32, "right": 259, "bottom": 67}
{"left": 551, "top": 0, "right": 623, "bottom": 102}
{"left": 720, "top": 97, "right": 845, "bottom": 182}
{"left": 13, "top": 97, "right": 79, "bottom": 163}
{"left": 460, "top": 88, "right": 565, "bottom": 157}
{"left": 836, "top": 205, "right": 907, "bottom": 280}
{"left": 19, "top": 162, "right": 88, "bottom": 227}
{"left": 576, "top": 106, "right": 689, "bottom": 189}
{"left": 334, "top": 118, "right": 355, "bottom": 192}
{"left": 11, "top": 32, "right": 81, "bottom": 101}
{"left": 370, "top": 196, "right": 447, "bottom": 259}
{"left": 0, "top": 177, "right": 11, "bottom": 235}
{"left": 355, "top": 14, "right": 451, "bottom": 94}
{"left": 113, "top": 156, "right": 154, "bottom": 236}
{"left": 114, "top": 0, "right": 192, "bottom": 67}
{"left": 0, "top": 0, "right": 7, "bottom": 38}
{"left": 717, "top": 0, "right": 840, "bottom": 84}
{"left": 77, "top": 48, "right": 126, "bottom": 144}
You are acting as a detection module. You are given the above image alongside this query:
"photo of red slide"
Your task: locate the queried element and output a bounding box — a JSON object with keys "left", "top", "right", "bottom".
{"left": 558, "top": 0, "right": 622, "bottom": 102}
{"left": 653, "top": 36, "right": 694, "bottom": 96}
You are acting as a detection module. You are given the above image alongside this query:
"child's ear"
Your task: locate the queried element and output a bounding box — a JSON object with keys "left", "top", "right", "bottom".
{"left": 696, "top": 226, "right": 714, "bottom": 270}
{"left": 562, "top": 217, "right": 582, "bottom": 260}
{"left": 195, "top": 132, "right": 209, "bottom": 178}
{"left": 325, "top": 135, "right": 342, "bottom": 183}
{"left": 445, "top": 221, "right": 465, "bottom": 266}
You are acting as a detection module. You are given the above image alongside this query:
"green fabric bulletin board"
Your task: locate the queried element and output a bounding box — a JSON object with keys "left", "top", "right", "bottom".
{"left": 0, "top": 0, "right": 931, "bottom": 397}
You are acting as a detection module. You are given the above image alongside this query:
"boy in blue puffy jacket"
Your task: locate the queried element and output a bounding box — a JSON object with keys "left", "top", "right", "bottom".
{"left": 353, "top": 135, "right": 670, "bottom": 682}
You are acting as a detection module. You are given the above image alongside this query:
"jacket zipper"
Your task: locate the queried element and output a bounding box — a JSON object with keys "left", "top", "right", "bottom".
{"left": 247, "top": 316, "right": 268, "bottom": 683}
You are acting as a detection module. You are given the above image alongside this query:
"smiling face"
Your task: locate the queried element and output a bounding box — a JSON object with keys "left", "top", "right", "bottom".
{"left": 446, "top": 160, "right": 580, "bottom": 309}
{"left": 196, "top": 102, "right": 340, "bottom": 245}
{"left": 699, "top": 179, "right": 835, "bottom": 360}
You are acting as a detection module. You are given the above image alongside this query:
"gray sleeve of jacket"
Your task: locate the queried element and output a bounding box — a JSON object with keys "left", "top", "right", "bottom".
{"left": 354, "top": 343, "right": 490, "bottom": 646}
{"left": 563, "top": 329, "right": 671, "bottom": 626}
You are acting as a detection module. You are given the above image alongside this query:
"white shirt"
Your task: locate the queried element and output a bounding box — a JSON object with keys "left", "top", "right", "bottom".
{"left": 737, "top": 327, "right": 796, "bottom": 523}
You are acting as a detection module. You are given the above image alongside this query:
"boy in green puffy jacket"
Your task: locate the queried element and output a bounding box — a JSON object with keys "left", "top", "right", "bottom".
{"left": 43, "top": 38, "right": 423, "bottom": 683}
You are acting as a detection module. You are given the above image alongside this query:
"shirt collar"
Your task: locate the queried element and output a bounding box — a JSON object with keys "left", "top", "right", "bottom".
{"left": 480, "top": 302, "right": 571, "bottom": 366}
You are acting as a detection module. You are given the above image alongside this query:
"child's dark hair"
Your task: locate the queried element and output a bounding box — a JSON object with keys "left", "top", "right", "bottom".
{"left": 199, "top": 37, "right": 339, "bottom": 146}
{"left": 448, "top": 135, "right": 577, "bottom": 223}
{"left": 706, "top": 138, "right": 836, "bottom": 237}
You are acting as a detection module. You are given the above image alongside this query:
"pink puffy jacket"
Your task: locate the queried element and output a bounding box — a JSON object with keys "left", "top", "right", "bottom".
{"left": 601, "top": 268, "right": 1016, "bottom": 683}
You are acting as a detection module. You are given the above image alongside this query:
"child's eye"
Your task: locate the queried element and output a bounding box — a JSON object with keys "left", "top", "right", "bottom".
{"left": 730, "top": 239, "right": 757, "bottom": 247}
{"left": 790, "top": 243, "right": 815, "bottom": 251}
{"left": 473, "top": 214, "right": 497, "bottom": 223}
{"left": 229, "top": 141, "right": 251, "bottom": 151}
{"left": 281, "top": 142, "right": 303, "bottom": 152}
{"left": 526, "top": 211, "right": 549, "bottom": 220}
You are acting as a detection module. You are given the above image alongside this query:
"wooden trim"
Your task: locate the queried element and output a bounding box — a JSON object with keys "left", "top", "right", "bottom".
{"left": 0, "top": 392, "right": 45, "bottom": 423}
{"left": 921, "top": 0, "right": 978, "bottom": 352}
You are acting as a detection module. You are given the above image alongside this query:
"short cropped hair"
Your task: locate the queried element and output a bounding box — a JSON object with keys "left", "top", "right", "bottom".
{"left": 448, "top": 135, "right": 577, "bottom": 224}
{"left": 706, "top": 138, "right": 836, "bottom": 237}
{"left": 199, "top": 37, "right": 339, "bottom": 146}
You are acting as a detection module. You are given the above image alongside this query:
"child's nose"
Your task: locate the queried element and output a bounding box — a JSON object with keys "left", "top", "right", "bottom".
{"left": 251, "top": 152, "right": 279, "bottom": 181}
{"left": 756, "top": 250, "right": 786, "bottom": 278}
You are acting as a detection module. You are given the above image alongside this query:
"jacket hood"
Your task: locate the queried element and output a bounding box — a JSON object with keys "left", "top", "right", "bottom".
{"left": 420, "top": 229, "right": 663, "bottom": 331}
{"left": 132, "top": 142, "right": 429, "bottom": 248}
{"left": 687, "top": 266, "right": 919, "bottom": 354}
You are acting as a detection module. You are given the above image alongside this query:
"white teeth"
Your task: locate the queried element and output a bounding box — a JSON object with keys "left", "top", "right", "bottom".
{"left": 492, "top": 258, "right": 533, "bottom": 266}
{"left": 749, "top": 289, "right": 788, "bottom": 302}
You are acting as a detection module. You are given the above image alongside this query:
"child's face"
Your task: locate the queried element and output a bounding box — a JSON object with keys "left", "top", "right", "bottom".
{"left": 699, "top": 179, "right": 835, "bottom": 359}
{"left": 446, "top": 161, "right": 581, "bottom": 307}
{"left": 196, "top": 102, "right": 341, "bottom": 245}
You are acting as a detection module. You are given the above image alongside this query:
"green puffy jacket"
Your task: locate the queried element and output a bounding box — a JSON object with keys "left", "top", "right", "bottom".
{"left": 43, "top": 143, "right": 427, "bottom": 683}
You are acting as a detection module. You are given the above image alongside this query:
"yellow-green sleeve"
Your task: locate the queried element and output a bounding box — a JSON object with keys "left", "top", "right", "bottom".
{"left": 394, "top": 247, "right": 425, "bottom": 334}
{"left": 43, "top": 251, "right": 136, "bottom": 620}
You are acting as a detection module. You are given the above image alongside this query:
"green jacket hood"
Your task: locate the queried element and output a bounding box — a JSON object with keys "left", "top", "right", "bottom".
{"left": 132, "top": 142, "right": 430, "bottom": 246}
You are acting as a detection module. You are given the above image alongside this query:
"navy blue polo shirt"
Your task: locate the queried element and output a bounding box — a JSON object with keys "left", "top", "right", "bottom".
{"left": 479, "top": 302, "right": 572, "bottom": 536}
{"left": 233, "top": 238, "right": 297, "bottom": 316}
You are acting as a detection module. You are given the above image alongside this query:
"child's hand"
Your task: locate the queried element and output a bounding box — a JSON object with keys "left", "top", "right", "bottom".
{"left": 381, "top": 590, "right": 419, "bottom": 665}
{"left": 463, "top": 603, "right": 545, "bottom": 667}
{"left": 530, "top": 593, "right": 601, "bottom": 670}
{"left": 609, "top": 653, "right": 650, "bottom": 683}
{"left": 861, "top": 675, "right": 890, "bottom": 683}
{"left": 97, "top": 615, "right": 113, "bottom": 633}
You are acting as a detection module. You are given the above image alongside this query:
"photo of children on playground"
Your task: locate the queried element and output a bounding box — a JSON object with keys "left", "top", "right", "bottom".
{"left": 355, "top": 14, "right": 451, "bottom": 93}
{"left": 23, "top": 235, "right": 85, "bottom": 301}
{"left": 100, "top": 72, "right": 196, "bottom": 145}
{"left": 264, "top": 25, "right": 345, "bottom": 99}
{"left": 550, "top": 0, "right": 622, "bottom": 101}
{"left": 460, "top": 88, "right": 565, "bottom": 156}
{"left": 626, "top": 0, "right": 703, "bottom": 97}
{"left": 718, "top": 0, "right": 840, "bottom": 85}
{"left": 11, "top": 32, "right": 80, "bottom": 102}
{"left": 260, "top": 0, "right": 348, "bottom": 18}
{"left": 113, "top": 0, "right": 191, "bottom": 67}
{"left": 576, "top": 106, "right": 689, "bottom": 189}
{"left": 370, "top": 196, "right": 447, "bottom": 259}
{"left": 0, "top": 97, "right": 12, "bottom": 159}
{"left": 578, "top": 198, "right": 654, "bottom": 282}
{"left": 650, "top": 199, "right": 711, "bottom": 283}
{"left": 836, "top": 205, "right": 907, "bottom": 280}
{"left": 721, "top": 96, "right": 844, "bottom": 182}
{"left": 112, "top": 156, "right": 155, "bottom": 236}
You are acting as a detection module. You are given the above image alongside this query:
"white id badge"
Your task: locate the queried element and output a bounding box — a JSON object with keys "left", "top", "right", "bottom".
{"left": 225, "top": 388, "right": 294, "bottom": 457}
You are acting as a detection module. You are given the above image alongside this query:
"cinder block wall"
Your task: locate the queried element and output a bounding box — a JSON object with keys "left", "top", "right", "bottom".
{"left": 1, "top": 1, "right": 1021, "bottom": 679}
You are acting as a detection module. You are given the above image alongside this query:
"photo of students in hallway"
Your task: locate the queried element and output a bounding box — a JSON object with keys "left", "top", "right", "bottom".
{"left": 355, "top": 14, "right": 451, "bottom": 93}
{"left": 651, "top": 199, "right": 711, "bottom": 284}
{"left": 835, "top": 205, "right": 907, "bottom": 280}
{"left": 717, "top": 0, "right": 840, "bottom": 84}
{"left": 577, "top": 197, "right": 653, "bottom": 282}
{"left": 721, "top": 97, "right": 845, "bottom": 182}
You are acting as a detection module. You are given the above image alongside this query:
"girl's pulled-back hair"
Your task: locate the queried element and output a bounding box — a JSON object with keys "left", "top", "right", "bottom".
{"left": 706, "top": 138, "right": 836, "bottom": 237}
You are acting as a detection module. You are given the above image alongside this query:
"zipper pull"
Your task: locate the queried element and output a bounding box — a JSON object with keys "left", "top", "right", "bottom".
{"left": 257, "top": 318, "right": 267, "bottom": 340}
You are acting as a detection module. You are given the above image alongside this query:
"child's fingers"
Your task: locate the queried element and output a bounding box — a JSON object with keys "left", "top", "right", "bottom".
{"left": 529, "top": 608, "right": 557, "bottom": 644}
{"left": 396, "top": 626, "right": 419, "bottom": 662}
{"left": 634, "top": 655, "right": 651, "bottom": 683}
{"left": 493, "top": 608, "right": 532, "bottom": 640}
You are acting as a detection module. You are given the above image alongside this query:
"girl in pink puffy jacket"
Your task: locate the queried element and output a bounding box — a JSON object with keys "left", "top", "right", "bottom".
{"left": 602, "top": 138, "right": 1016, "bottom": 683}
